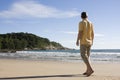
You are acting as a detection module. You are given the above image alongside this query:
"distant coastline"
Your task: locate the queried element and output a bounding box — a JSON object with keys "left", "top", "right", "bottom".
{"left": 0, "top": 32, "right": 70, "bottom": 53}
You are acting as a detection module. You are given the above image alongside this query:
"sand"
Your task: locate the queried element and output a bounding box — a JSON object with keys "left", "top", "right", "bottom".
{"left": 0, "top": 59, "right": 120, "bottom": 80}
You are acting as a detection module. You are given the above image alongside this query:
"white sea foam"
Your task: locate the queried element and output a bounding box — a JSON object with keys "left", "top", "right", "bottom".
{"left": 0, "top": 50, "right": 120, "bottom": 62}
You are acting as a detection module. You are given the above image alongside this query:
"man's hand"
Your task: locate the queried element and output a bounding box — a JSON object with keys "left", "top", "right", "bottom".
{"left": 76, "top": 40, "right": 79, "bottom": 46}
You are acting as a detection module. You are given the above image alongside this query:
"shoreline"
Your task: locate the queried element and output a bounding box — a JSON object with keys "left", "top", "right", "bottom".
{"left": 0, "top": 57, "right": 120, "bottom": 64}
{"left": 0, "top": 49, "right": 120, "bottom": 63}
{"left": 0, "top": 59, "right": 120, "bottom": 80}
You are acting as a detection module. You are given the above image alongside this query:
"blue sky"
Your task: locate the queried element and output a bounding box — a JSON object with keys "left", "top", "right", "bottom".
{"left": 0, "top": 0, "right": 120, "bottom": 49}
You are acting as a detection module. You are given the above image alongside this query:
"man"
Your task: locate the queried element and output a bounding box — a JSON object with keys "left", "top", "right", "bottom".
{"left": 76, "top": 12, "right": 94, "bottom": 77}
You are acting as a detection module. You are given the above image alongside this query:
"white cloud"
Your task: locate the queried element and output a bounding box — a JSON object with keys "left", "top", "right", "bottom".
{"left": 1, "top": 20, "right": 14, "bottom": 24}
{"left": 62, "top": 31, "right": 105, "bottom": 37}
{"left": 62, "top": 31, "right": 77, "bottom": 35}
{"left": 0, "top": 1, "right": 80, "bottom": 19}
{"left": 95, "top": 33, "right": 104, "bottom": 37}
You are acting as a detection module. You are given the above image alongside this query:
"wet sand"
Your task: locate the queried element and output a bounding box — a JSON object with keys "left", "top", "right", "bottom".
{"left": 0, "top": 59, "right": 120, "bottom": 80}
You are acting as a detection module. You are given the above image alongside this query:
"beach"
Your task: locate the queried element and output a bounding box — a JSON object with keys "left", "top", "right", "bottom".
{"left": 0, "top": 59, "right": 120, "bottom": 80}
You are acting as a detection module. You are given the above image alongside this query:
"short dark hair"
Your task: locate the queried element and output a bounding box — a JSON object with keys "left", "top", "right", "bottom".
{"left": 81, "top": 12, "right": 87, "bottom": 19}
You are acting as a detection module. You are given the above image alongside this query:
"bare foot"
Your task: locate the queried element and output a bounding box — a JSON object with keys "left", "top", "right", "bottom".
{"left": 86, "top": 70, "right": 94, "bottom": 77}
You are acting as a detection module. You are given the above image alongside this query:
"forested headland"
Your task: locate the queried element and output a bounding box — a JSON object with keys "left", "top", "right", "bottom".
{"left": 0, "top": 32, "right": 66, "bottom": 52}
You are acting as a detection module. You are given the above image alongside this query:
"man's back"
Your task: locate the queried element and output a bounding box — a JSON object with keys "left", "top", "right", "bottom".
{"left": 79, "top": 19, "right": 94, "bottom": 45}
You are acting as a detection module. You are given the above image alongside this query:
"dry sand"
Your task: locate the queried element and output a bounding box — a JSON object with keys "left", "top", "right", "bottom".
{"left": 0, "top": 59, "right": 120, "bottom": 80}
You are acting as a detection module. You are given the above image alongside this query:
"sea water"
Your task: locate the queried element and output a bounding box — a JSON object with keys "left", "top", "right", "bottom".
{"left": 0, "top": 49, "right": 120, "bottom": 63}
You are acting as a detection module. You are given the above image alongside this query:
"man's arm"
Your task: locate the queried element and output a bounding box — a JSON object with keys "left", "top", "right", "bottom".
{"left": 76, "top": 22, "right": 83, "bottom": 46}
{"left": 76, "top": 31, "right": 82, "bottom": 46}
{"left": 91, "top": 24, "right": 94, "bottom": 44}
{"left": 92, "top": 24, "right": 94, "bottom": 40}
{"left": 92, "top": 30, "right": 94, "bottom": 41}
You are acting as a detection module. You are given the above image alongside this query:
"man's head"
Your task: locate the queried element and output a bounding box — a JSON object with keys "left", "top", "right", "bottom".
{"left": 81, "top": 12, "right": 88, "bottom": 19}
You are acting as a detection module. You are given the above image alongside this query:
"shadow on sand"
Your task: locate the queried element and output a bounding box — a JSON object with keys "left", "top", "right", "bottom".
{"left": 0, "top": 74, "right": 85, "bottom": 80}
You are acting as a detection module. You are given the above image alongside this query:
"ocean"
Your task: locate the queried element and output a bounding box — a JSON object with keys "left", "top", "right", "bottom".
{"left": 0, "top": 49, "right": 120, "bottom": 63}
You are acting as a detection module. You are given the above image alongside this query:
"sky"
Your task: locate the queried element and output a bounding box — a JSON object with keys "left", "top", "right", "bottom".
{"left": 0, "top": 0, "right": 120, "bottom": 49}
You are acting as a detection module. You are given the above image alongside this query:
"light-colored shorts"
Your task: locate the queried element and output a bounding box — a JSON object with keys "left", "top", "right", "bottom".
{"left": 80, "top": 45, "right": 91, "bottom": 63}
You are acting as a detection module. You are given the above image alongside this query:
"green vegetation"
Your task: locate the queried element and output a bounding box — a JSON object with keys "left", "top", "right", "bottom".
{"left": 0, "top": 32, "right": 64, "bottom": 51}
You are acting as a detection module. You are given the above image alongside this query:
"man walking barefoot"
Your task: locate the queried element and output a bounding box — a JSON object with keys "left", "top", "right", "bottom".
{"left": 76, "top": 12, "right": 94, "bottom": 77}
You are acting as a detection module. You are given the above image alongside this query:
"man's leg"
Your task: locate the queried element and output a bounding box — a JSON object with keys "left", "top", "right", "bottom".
{"left": 80, "top": 45, "right": 94, "bottom": 76}
{"left": 86, "top": 45, "right": 94, "bottom": 76}
{"left": 86, "top": 45, "right": 91, "bottom": 58}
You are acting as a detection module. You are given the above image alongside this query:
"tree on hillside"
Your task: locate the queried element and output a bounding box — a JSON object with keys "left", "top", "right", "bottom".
{"left": 0, "top": 32, "right": 64, "bottom": 50}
